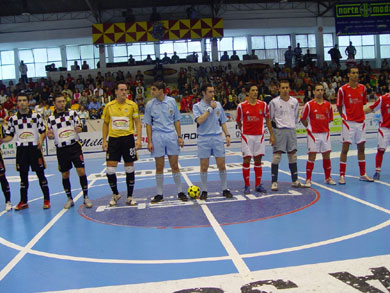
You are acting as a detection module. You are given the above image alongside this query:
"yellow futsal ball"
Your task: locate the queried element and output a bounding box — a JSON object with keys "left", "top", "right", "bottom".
{"left": 187, "top": 185, "right": 200, "bottom": 198}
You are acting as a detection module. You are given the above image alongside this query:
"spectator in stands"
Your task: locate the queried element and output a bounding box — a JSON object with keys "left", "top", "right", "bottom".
{"left": 88, "top": 97, "right": 101, "bottom": 119}
{"left": 0, "top": 104, "right": 6, "bottom": 121}
{"left": 61, "top": 84, "right": 72, "bottom": 99}
{"left": 304, "top": 85, "right": 314, "bottom": 103}
{"left": 3, "top": 96, "right": 13, "bottom": 111}
{"left": 135, "top": 70, "right": 144, "bottom": 81}
{"left": 238, "top": 87, "right": 247, "bottom": 102}
{"left": 28, "top": 94, "right": 36, "bottom": 110}
{"left": 202, "top": 52, "right": 210, "bottom": 62}
{"left": 294, "top": 43, "right": 302, "bottom": 65}
{"left": 77, "top": 105, "right": 89, "bottom": 125}
{"left": 136, "top": 92, "right": 145, "bottom": 114}
{"left": 328, "top": 44, "right": 342, "bottom": 66}
{"left": 230, "top": 51, "right": 240, "bottom": 61}
{"left": 93, "top": 84, "right": 104, "bottom": 98}
{"left": 72, "top": 88, "right": 81, "bottom": 104}
{"left": 284, "top": 46, "right": 293, "bottom": 68}
{"left": 220, "top": 51, "right": 229, "bottom": 61}
{"left": 19, "top": 61, "right": 28, "bottom": 83}
{"left": 250, "top": 49, "right": 258, "bottom": 60}
{"left": 96, "top": 71, "right": 104, "bottom": 84}
{"left": 171, "top": 51, "right": 180, "bottom": 63}
{"left": 345, "top": 41, "right": 356, "bottom": 59}
{"left": 128, "top": 55, "right": 136, "bottom": 65}
{"left": 381, "top": 59, "right": 389, "bottom": 72}
{"left": 144, "top": 54, "right": 153, "bottom": 65}
{"left": 0, "top": 90, "right": 6, "bottom": 104}
{"left": 75, "top": 79, "right": 84, "bottom": 93}
{"left": 71, "top": 61, "right": 80, "bottom": 70}
{"left": 162, "top": 52, "right": 171, "bottom": 64}
{"left": 79, "top": 90, "right": 89, "bottom": 107}
{"left": 82, "top": 61, "right": 89, "bottom": 70}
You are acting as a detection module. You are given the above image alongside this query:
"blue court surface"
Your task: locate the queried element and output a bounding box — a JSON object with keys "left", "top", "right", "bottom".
{"left": 0, "top": 137, "right": 389, "bottom": 292}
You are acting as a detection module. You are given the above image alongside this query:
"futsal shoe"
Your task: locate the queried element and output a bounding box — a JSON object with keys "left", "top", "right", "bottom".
{"left": 223, "top": 189, "right": 233, "bottom": 198}
{"left": 325, "top": 177, "right": 337, "bottom": 185}
{"left": 373, "top": 172, "right": 380, "bottom": 180}
{"left": 125, "top": 196, "right": 137, "bottom": 206}
{"left": 64, "top": 198, "right": 74, "bottom": 209}
{"left": 178, "top": 192, "right": 188, "bottom": 202}
{"left": 43, "top": 200, "right": 51, "bottom": 209}
{"left": 199, "top": 191, "right": 208, "bottom": 200}
{"left": 255, "top": 184, "right": 267, "bottom": 193}
{"left": 338, "top": 175, "right": 346, "bottom": 185}
{"left": 109, "top": 194, "right": 121, "bottom": 207}
{"left": 84, "top": 196, "right": 93, "bottom": 208}
{"left": 5, "top": 201, "right": 12, "bottom": 211}
{"left": 303, "top": 180, "right": 311, "bottom": 188}
{"left": 291, "top": 180, "right": 302, "bottom": 188}
{"left": 14, "top": 201, "right": 28, "bottom": 211}
{"left": 271, "top": 182, "right": 278, "bottom": 191}
{"left": 359, "top": 174, "right": 374, "bottom": 182}
{"left": 244, "top": 186, "right": 251, "bottom": 194}
{"left": 151, "top": 194, "right": 163, "bottom": 204}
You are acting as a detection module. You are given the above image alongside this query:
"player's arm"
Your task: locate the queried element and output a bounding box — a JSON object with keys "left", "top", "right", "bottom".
{"left": 146, "top": 124, "right": 153, "bottom": 152}
{"left": 134, "top": 116, "right": 142, "bottom": 150}
{"left": 0, "top": 135, "right": 13, "bottom": 144}
{"left": 364, "top": 106, "right": 373, "bottom": 114}
{"left": 174, "top": 120, "right": 184, "bottom": 148}
{"left": 195, "top": 107, "right": 211, "bottom": 125}
{"left": 265, "top": 117, "right": 274, "bottom": 145}
{"left": 74, "top": 113, "right": 83, "bottom": 133}
{"left": 102, "top": 121, "right": 109, "bottom": 151}
{"left": 221, "top": 123, "right": 231, "bottom": 147}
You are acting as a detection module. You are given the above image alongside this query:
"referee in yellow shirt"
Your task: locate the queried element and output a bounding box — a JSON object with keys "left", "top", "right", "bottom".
{"left": 102, "top": 82, "right": 142, "bottom": 206}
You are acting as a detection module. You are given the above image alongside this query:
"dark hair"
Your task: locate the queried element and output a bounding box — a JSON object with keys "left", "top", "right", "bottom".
{"left": 245, "top": 83, "right": 258, "bottom": 92}
{"left": 279, "top": 80, "right": 290, "bottom": 86}
{"left": 200, "top": 83, "right": 214, "bottom": 94}
{"left": 152, "top": 81, "right": 165, "bottom": 91}
{"left": 16, "top": 92, "right": 28, "bottom": 101}
{"left": 53, "top": 93, "right": 65, "bottom": 102}
{"left": 347, "top": 66, "right": 359, "bottom": 74}
{"left": 313, "top": 83, "right": 324, "bottom": 90}
{"left": 115, "top": 81, "right": 128, "bottom": 90}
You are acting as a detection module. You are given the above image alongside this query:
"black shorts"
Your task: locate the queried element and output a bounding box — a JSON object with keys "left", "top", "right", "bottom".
{"left": 57, "top": 142, "right": 85, "bottom": 172}
{"left": 0, "top": 152, "right": 5, "bottom": 174}
{"left": 16, "top": 146, "right": 46, "bottom": 172}
{"left": 107, "top": 134, "right": 137, "bottom": 163}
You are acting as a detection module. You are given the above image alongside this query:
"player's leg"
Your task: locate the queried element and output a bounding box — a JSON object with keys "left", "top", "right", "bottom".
{"left": 213, "top": 135, "right": 231, "bottom": 198}
{"left": 339, "top": 142, "right": 350, "bottom": 184}
{"left": 322, "top": 151, "right": 335, "bottom": 184}
{"left": 373, "top": 128, "right": 386, "bottom": 180}
{"left": 304, "top": 152, "right": 317, "bottom": 188}
{"left": 168, "top": 155, "right": 188, "bottom": 202}
{"left": 253, "top": 134, "right": 266, "bottom": 192}
{"left": 32, "top": 148, "right": 50, "bottom": 209}
{"left": 357, "top": 141, "right": 373, "bottom": 182}
{"left": 242, "top": 156, "right": 251, "bottom": 194}
{"left": 75, "top": 167, "right": 92, "bottom": 208}
{"left": 286, "top": 129, "right": 300, "bottom": 187}
{"left": 199, "top": 158, "right": 210, "bottom": 200}
{"left": 271, "top": 128, "right": 286, "bottom": 191}
{"left": 151, "top": 156, "right": 165, "bottom": 203}
{"left": 122, "top": 135, "right": 138, "bottom": 205}
{"left": 0, "top": 155, "right": 11, "bottom": 211}
{"left": 106, "top": 137, "right": 122, "bottom": 206}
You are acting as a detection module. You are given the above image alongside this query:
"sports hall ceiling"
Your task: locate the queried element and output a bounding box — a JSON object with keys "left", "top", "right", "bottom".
{"left": 0, "top": 0, "right": 343, "bottom": 17}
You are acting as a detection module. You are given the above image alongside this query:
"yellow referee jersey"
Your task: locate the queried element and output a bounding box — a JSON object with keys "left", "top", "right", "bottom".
{"left": 103, "top": 99, "right": 139, "bottom": 138}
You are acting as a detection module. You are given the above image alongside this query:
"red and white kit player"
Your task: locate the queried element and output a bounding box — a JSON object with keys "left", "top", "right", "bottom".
{"left": 336, "top": 67, "right": 373, "bottom": 184}
{"left": 365, "top": 92, "right": 390, "bottom": 180}
{"left": 301, "top": 84, "right": 336, "bottom": 187}
{"left": 236, "top": 84, "right": 274, "bottom": 194}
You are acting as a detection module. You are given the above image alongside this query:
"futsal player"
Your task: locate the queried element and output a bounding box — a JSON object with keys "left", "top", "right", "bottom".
{"left": 192, "top": 84, "right": 232, "bottom": 200}
{"left": 236, "top": 83, "right": 274, "bottom": 194}
{"left": 337, "top": 67, "right": 373, "bottom": 184}
{"left": 364, "top": 92, "right": 390, "bottom": 180}
{"left": 0, "top": 124, "right": 11, "bottom": 211}
{"left": 102, "top": 81, "right": 142, "bottom": 207}
{"left": 269, "top": 80, "right": 301, "bottom": 191}
{"left": 144, "top": 81, "right": 188, "bottom": 203}
{"left": 0, "top": 94, "right": 50, "bottom": 210}
{"left": 301, "top": 83, "right": 336, "bottom": 187}
{"left": 47, "top": 94, "right": 92, "bottom": 209}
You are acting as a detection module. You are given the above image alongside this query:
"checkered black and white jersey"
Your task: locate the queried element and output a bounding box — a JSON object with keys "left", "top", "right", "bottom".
{"left": 5, "top": 111, "right": 46, "bottom": 147}
{"left": 47, "top": 110, "right": 81, "bottom": 148}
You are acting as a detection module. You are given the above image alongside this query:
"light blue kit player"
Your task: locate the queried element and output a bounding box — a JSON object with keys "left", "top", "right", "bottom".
{"left": 144, "top": 81, "right": 188, "bottom": 203}
{"left": 192, "top": 84, "right": 233, "bottom": 200}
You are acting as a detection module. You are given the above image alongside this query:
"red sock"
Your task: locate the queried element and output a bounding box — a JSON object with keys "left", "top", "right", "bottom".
{"left": 306, "top": 161, "right": 314, "bottom": 181}
{"left": 243, "top": 162, "right": 250, "bottom": 186}
{"left": 340, "top": 162, "right": 346, "bottom": 176}
{"left": 376, "top": 149, "right": 385, "bottom": 172}
{"left": 323, "top": 159, "right": 331, "bottom": 180}
{"left": 358, "top": 160, "right": 366, "bottom": 176}
{"left": 254, "top": 163, "right": 262, "bottom": 186}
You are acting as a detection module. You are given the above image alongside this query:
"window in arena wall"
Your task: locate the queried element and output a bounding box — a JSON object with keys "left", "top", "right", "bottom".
{"left": 251, "top": 34, "right": 291, "bottom": 63}
{"left": 160, "top": 41, "right": 174, "bottom": 58}
{"left": 380, "top": 34, "right": 390, "bottom": 58}
{"left": 323, "top": 33, "right": 334, "bottom": 62}
{"left": 296, "top": 34, "right": 317, "bottom": 56}
{"left": 338, "top": 35, "right": 375, "bottom": 60}
{"left": 113, "top": 44, "right": 128, "bottom": 63}
{"left": 80, "top": 45, "right": 97, "bottom": 69}
{"left": 19, "top": 48, "right": 61, "bottom": 78}
{"left": 140, "top": 43, "right": 155, "bottom": 61}
{"left": 218, "top": 36, "right": 248, "bottom": 60}
{"left": 0, "top": 50, "right": 16, "bottom": 80}
{"left": 127, "top": 43, "right": 142, "bottom": 61}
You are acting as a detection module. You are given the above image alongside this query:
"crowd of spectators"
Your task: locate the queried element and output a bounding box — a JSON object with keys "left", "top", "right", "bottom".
{"left": 0, "top": 55, "right": 390, "bottom": 122}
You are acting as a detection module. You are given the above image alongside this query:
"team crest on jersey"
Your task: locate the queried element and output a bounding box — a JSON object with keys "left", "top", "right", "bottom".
{"left": 170, "top": 109, "right": 173, "bottom": 116}
{"left": 124, "top": 108, "right": 128, "bottom": 112}
{"left": 291, "top": 105, "right": 294, "bottom": 109}
{"left": 216, "top": 110, "right": 220, "bottom": 116}
{"left": 259, "top": 110, "right": 263, "bottom": 115}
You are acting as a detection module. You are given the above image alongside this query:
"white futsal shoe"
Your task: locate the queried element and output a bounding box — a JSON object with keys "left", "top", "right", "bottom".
{"left": 109, "top": 194, "right": 121, "bottom": 207}
{"left": 303, "top": 180, "right": 311, "bottom": 188}
{"left": 5, "top": 201, "right": 12, "bottom": 211}
{"left": 325, "top": 177, "right": 337, "bottom": 185}
{"left": 271, "top": 182, "right": 278, "bottom": 191}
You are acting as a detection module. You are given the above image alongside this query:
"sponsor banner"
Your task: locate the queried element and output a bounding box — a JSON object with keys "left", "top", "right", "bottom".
{"left": 2, "top": 112, "right": 381, "bottom": 159}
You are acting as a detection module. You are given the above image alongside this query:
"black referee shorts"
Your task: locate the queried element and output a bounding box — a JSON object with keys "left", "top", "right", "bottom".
{"left": 106, "top": 134, "right": 137, "bottom": 163}
{"left": 56, "top": 142, "right": 85, "bottom": 173}
{"left": 0, "top": 152, "right": 5, "bottom": 174}
{"left": 16, "top": 145, "right": 46, "bottom": 172}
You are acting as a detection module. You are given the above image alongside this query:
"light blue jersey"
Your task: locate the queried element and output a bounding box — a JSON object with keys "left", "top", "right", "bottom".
{"left": 144, "top": 96, "right": 181, "bottom": 132}
{"left": 193, "top": 100, "right": 227, "bottom": 136}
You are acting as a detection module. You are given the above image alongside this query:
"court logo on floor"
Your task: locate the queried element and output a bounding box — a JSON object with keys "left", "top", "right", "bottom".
{"left": 79, "top": 180, "right": 319, "bottom": 228}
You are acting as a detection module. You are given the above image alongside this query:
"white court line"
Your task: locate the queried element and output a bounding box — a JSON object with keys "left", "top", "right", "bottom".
{"left": 178, "top": 163, "right": 252, "bottom": 282}
{"left": 0, "top": 167, "right": 106, "bottom": 281}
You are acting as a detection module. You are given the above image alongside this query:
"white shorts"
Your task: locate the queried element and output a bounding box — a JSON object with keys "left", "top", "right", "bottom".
{"left": 307, "top": 131, "right": 331, "bottom": 153}
{"left": 377, "top": 127, "right": 390, "bottom": 150}
{"left": 341, "top": 120, "right": 366, "bottom": 145}
{"left": 241, "top": 134, "right": 265, "bottom": 157}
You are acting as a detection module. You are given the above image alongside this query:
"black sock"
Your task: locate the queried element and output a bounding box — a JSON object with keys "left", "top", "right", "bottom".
{"left": 126, "top": 172, "right": 135, "bottom": 197}
{"left": 289, "top": 163, "right": 298, "bottom": 182}
{"left": 0, "top": 175, "right": 10, "bottom": 203}
{"left": 37, "top": 171, "right": 50, "bottom": 201}
{"left": 271, "top": 164, "right": 279, "bottom": 183}
{"left": 62, "top": 177, "right": 72, "bottom": 199}
{"left": 79, "top": 175, "right": 88, "bottom": 198}
{"left": 20, "top": 171, "right": 29, "bottom": 203}
{"left": 107, "top": 173, "right": 119, "bottom": 195}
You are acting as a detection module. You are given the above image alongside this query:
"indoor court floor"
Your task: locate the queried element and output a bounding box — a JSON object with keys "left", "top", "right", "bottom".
{"left": 0, "top": 136, "right": 389, "bottom": 292}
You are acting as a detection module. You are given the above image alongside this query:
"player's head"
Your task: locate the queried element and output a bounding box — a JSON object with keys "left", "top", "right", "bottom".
{"left": 201, "top": 84, "right": 214, "bottom": 101}
{"left": 245, "top": 84, "right": 258, "bottom": 100}
{"left": 347, "top": 66, "right": 359, "bottom": 83}
{"left": 115, "top": 81, "right": 128, "bottom": 101}
{"left": 17, "top": 94, "right": 28, "bottom": 110}
{"left": 151, "top": 81, "right": 165, "bottom": 99}
{"left": 313, "top": 83, "right": 324, "bottom": 99}
{"left": 53, "top": 93, "right": 66, "bottom": 112}
{"left": 279, "top": 80, "right": 290, "bottom": 98}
